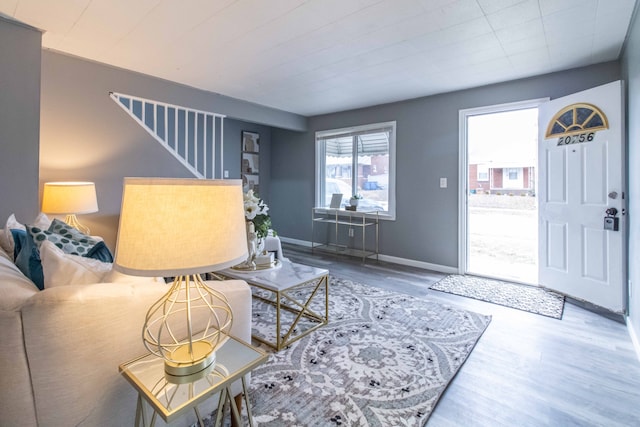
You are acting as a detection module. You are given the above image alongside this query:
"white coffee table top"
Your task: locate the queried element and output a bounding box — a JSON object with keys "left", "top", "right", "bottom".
{"left": 219, "top": 260, "right": 329, "bottom": 292}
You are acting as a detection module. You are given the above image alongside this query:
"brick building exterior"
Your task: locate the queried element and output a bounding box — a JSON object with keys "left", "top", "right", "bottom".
{"left": 469, "top": 164, "right": 535, "bottom": 195}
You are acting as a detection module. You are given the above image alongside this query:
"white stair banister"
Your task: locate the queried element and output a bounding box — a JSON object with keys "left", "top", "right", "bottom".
{"left": 110, "top": 92, "right": 225, "bottom": 179}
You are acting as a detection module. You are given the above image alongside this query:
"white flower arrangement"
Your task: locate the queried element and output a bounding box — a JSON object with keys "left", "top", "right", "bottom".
{"left": 243, "top": 190, "right": 272, "bottom": 238}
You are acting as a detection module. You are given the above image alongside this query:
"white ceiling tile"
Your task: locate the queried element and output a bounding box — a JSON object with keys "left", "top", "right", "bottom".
{"left": 476, "top": 0, "right": 528, "bottom": 15}
{"left": 547, "top": 36, "right": 595, "bottom": 64}
{"left": 543, "top": 17, "right": 596, "bottom": 42}
{"left": 432, "top": 0, "right": 485, "bottom": 28}
{"left": 416, "top": 0, "right": 458, "bottom": 14}
{"left": 539, "top": 0, "right": 597, "bottom": 17}
{"left": 12, "top": 0, "right": 92, "bottom": 34}
{"left": 501, "top": 35, "right": 548, "bottom": 56}
{"left": 508, "top": 46, "right": 550, "bottom": 67}
{"left": 486, "top": 0, "right": 541, "bottom": 30}
{"left": 410, "top": 16, "right": 493, "bottom": 52}
{"left": 495, "top": 18, "right": 545, "bottom": 44}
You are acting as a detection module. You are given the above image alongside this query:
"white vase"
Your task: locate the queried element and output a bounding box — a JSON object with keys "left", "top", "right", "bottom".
{"left": 350, "top": 198, "right": 359, "bottom": 207}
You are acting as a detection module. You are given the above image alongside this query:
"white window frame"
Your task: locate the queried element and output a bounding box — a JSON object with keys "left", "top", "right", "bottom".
{"left": 315, "top": 121, "right": 396, "bottom": 220}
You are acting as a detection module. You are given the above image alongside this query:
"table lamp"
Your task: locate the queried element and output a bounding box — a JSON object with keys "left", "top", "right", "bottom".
{"left": 41, "top": 182, "right": 98, "bottom": 234}
{"left": 114, "top": 178, "right": 248, "bottom": 377}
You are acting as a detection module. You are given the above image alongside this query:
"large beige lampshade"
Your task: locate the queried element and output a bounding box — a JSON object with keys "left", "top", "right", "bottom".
{"left": 114, "top": 178, "right": 248, "bottom": 277}
{"left": 114, "top": 178, "right": 248, "bottom": 377}
{"left": 41, "top": 182, "right": 98, "bottom": 214}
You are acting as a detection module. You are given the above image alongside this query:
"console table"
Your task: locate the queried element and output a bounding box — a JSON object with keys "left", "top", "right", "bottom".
{"left": 311, "top": 208, "right": 379, "bottom": 262}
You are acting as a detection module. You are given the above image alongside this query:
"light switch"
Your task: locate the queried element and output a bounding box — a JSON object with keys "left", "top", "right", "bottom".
{"left": 440, "top": 177, "right": 447, "bottom": 188}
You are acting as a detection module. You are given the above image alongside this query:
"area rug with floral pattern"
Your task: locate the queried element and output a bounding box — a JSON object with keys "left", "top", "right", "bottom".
{"left": 238, "top": 276, "right": 491, "bottom": 427}
{"left": 430, "top": 275, "right": 565, "bottom": 319}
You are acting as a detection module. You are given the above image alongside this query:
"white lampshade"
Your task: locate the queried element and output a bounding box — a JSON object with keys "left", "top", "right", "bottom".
{"left": 113, "top": 177, "right": 248, "bottom": 377}
{"left": 41, "top": 182, "right": 98, "bottom": 214}
{"left": 114, "top": 177, "right": 248, "bottom": 277}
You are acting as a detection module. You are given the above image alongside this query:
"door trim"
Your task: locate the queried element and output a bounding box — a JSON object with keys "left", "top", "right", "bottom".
{"left": 458, "top": 98, "right": 548, "bottom": 276}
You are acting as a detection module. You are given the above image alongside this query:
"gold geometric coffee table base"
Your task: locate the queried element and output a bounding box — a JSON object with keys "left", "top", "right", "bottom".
{"left": 250, "top": 274, "right": 329, "bottom": 351}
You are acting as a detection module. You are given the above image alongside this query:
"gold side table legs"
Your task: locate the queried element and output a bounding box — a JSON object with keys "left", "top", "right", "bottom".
{"left": 135, "top": 375, "right": 255, "bottom": 427}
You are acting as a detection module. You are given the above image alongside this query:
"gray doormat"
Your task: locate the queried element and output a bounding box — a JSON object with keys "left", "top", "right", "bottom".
{"left": 430, "top": 275, "right": 565, "bottom": 319}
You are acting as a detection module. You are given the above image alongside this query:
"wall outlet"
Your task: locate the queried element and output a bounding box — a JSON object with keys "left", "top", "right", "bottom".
{"left": 440, "top": 177, "right": 447, "bottom": 188}
{"left": 223, "top": 170, "right": 229, "bottom": 178}
{"left": 348, "top": 228, "right": 354, "bottom": 237}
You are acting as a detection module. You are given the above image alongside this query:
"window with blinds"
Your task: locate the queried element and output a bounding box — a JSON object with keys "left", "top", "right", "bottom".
{"left": 315, "top": 121, "right": 396, "bottom": 218}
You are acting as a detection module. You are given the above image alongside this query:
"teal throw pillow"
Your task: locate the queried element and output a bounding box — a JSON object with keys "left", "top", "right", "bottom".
{"left": 86, "top": 241, "right": 114, "bottom": 263}
{"left": 13, "top": 229, "right": 45, "bottom": 290}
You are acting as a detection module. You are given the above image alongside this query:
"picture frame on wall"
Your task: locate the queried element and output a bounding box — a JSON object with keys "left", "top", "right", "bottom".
{"left": 241, "top": 152, "right": 259, "bottom": 174}
{"left": 242, "top": 131, "right": 260, "bottom": 153}
{"left": 241, "top": 131, "right": 260, "bottom": 194}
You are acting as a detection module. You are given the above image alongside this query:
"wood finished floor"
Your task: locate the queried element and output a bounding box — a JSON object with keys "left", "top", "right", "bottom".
{"left": 281, "top": 243, "right": 640, "bottom": 427}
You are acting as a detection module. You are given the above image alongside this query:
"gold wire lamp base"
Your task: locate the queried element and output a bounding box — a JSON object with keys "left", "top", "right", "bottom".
{"left": 164, "top": 340, "right": 216, "bottom": 377}
{"left": 64, "top": 213, "right": 90, "bottom": 234}
{"left": 143, "top": 274, "right": 233, "bottom": 378}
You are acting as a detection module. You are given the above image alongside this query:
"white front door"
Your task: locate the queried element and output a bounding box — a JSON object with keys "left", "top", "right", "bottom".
{"left": 538, "top": 81, "right": 625, "bottom": 312}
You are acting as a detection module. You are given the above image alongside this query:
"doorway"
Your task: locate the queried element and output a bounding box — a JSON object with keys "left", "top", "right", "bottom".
{"left": 459, "top": 100, "right": 546, "bottom": 284}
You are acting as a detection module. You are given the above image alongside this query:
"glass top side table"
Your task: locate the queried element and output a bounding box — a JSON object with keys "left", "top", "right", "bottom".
{"left": 119, "top": 335, "right": 268, "bottom": 427}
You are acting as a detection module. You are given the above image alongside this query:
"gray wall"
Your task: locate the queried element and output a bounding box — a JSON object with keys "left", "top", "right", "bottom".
{"left": 271, "top": 62, "right": 622, "bottom": 269}
{"left": 40, "top": 51, "right": 286, "bottom": 248}
{"left": 0, "top": 17, "right": 41, "bottom": 223}
{"left": 622, "top": 5, "right": 640, "bottom": 352}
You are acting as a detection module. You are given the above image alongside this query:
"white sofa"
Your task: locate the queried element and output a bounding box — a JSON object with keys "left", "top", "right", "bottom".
{"left": 0, "top": 244, "right": 252, "bottom": 427}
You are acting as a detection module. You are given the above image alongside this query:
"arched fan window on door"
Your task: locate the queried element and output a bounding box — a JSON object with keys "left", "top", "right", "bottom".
{"left": 545, "top": 103, "right": 609, "bottom": 138}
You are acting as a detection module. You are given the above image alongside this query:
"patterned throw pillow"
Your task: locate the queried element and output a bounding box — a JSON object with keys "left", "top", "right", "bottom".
{"left": 48, "top": 219, "right": 100, "bottom": 247}
{"left": 28, "top": 226, "right": 96, "bottom": 256}
{"left": 14, "top": 220, "right": 112, "bottom": 290}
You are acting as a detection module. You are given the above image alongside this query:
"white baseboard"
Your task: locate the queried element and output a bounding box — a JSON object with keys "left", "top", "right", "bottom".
{"left": 627, "top": 317, "right": 640, "bottom": 363}
{"left": 278, "top": 237, "right": 458, "bottom": 275}
{"left": 279, "top": 236, "right": 312, "bottom": 247}
{"left": 377, "top": 254, "right": 458, "bottom": 274}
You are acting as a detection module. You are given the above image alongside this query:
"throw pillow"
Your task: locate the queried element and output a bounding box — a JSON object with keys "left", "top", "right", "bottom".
{"left": 13, "top": 229, "right": 45, "bottom": 290}
{"left": 0, "top": 243, "right": 9, "bottom": 262}
{"left": 40, "top": 240, "right": 112, "bottom": 288}
{"left": 28, "top": 226, "right": 96, "bottom": 256}
{"left": 86, "top": 241, "right": 114, "bottom": 263}
{"left": 0, "top": 214, "right": 26, "bottom": 261}
{"left": 0, "top": 213, "right": 51, "bottom": 261}
{"left": 48, "top": 219, "right": 100, "bottom": 245}
{"left": 47, "top": 219, "right": 113, "bottom": 262}
{"left": 13, "top": 223, "right": 113, "bottom": 290}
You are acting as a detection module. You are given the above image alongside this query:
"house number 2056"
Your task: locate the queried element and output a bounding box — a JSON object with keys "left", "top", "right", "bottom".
{"left": 557, "top": 132, "right": 595, "bottom": 146}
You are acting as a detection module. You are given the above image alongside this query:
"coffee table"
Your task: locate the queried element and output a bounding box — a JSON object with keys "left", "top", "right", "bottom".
{"left": 217, "top": 261, "right": 329, "bottom": 351}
